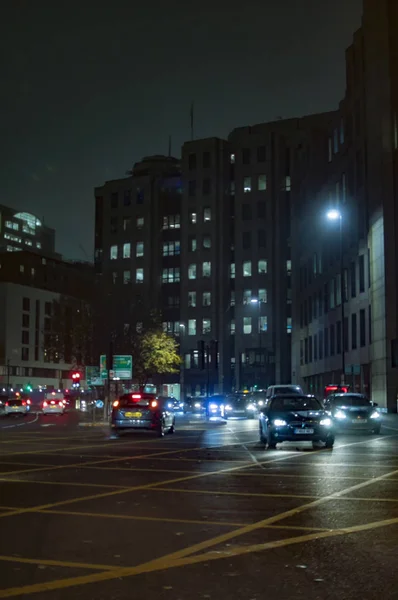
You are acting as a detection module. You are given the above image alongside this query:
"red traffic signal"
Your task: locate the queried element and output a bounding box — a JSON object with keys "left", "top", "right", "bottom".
{"left": 71, "top": 372, "right": 81, "bottom": 381}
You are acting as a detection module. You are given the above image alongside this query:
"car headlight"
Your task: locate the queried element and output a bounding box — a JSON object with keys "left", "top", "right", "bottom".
{"left": 225, "top": 405, "right": 232, "bottom": 411}
{"left": 247, "top": 404, "right": 256, "bottom": 411}
{"left": 258, "top": 400, "right": 264, "bottom": 406}
{"left": 335, "top": 410, "right": 347, "bottom": 419}
{"left": 320, "top": 418, "right": 332, "bottom": 427}
{"left": 370, "top": 411, "right": 380, "bottom": 419}
{"left": 209, "top": 403, "right": 218, "bottom": 410}
{"left": 168, "top": 403, "right": 173, "bottom": 408}
{"left": 273, "top": 419, "right": 287, "bottom": 427}
{"left": 194, "top": 402, "right": 201, "bottom": 408}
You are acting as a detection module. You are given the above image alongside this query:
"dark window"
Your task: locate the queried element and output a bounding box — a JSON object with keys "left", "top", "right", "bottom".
{"left": 44, "top": 318, "right": 51, "bottom": 332}
{"left": 242, "top": 232, "right": 251, "bottom": 250}
{"left": 110, "top": 217, "right": 118, "bottom": 234}
{"left": 188, "top": 154, "right": 196, "bottom": 170}
{"left": 257, "top": 146, "right": 266, "bottom": 162}
{"left": 303, "top": 300, "right": 308, "bottom": 327}
{"left": 351, "top": 313, "right": 357, "bottom": 349}
{"left": 257, "top": 201, "right": 266, "bottom": 218}
{"left": 304, "top": 338, "right": 308, "bottom": 363}
{"left": 203, "top": 235, "right": 211, "bottom": 249}
{"left": 318, "top": 290, "right": 323, "bottom": 317}
{"left": 22, "top": 330, "right": 29, "bottom": 345}
{"left": 124, "top": 190, "right": 131, "bottom": 206}
{"left": 22, "top": 297, "right": 30, "bottom": 312}
{"left": 324, "top": 327, "right": 329, "bottom": 358}
{"left": 242, "top": 148, "right": 251, "bottom": 164}
{"left": 111, "top": 192, "right": 118, "bottom": 208}
{"left": 300, "top": 304, "right": 304, "bottom": 328}
{"left": 300, "top": 340, "right": 304, "bottom": 365}
{"left": 323, "top": 283, "right": 329, "bottom": 313}
{"left": 136, "top": 188, "right": 144, "bottom": 204}
{"left": 21, "top": 347, "right": 29, "bottom": 361}
{"left": 189, "top": 235, "right": 197, "bottom": 252}
{"left": 45, "top": 302, "right": 52, "bottom": 316}
{"left": 319, "top": 330, "right": 323, "bottom": 360}
{"left": 202, "top": 179, "right": 211, "bottom": 195}
{"left": 314, "top": 333, "right": 318, "bottom": 361}
{"left": 22, "top": 313, "right": 29, "bottom": 328}
{"left": 258, "top": 229, "right": 266, "bottom": 248}
{"left": 242, "top": 204, "right": 252, "bottom": 220}
{"left": 189, "top": 180, "right": 196, "bottom": 197}
{"left": 350, "top": 261, "right": 356, "bottom": 297}
{"left": 313, "top": 293, "right": 318, "bottom": 319}
{"left": 343, "top": 317, "right": 349, "bottom": 352}
{"left": 308, "top": 296, "right": 312, "bottom": 323}
{"left": 368, "top": 305, "right": 372, "bottom": 344}
{"left": 359, "top": 255, "right": 365, "bottom": 292}
{"left": 360, "top": 309, "right": 366, "bottom": 347}
{"left": 308, "top": 336, "right": 313, "bottom": 363}
{"left": 336, "top": 321, "right": 342, "bottom": 354}
{"left": 203, "top": 152, "right": 211, "bottom": 168}
{"left": 330, "top": 324, "right": 335, "bottom": 356}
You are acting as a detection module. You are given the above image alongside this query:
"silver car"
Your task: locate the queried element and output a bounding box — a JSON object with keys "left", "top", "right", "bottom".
{"left": 5, "top": 399, "right": 28, "bottom": 416}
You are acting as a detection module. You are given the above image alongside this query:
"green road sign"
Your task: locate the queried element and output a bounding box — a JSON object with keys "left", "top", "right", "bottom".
{"left": 113, "top": 355, "right": 133, "bottom": 380}
{"left": 86, "top": 366, "right": 103, "bottom": 386}
{"left": 100, "top": 355, "right": 108, "bottom": 379}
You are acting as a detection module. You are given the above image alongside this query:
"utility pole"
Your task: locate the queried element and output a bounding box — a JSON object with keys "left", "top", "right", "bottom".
{"left": 6, "top": 359, "right": 10, "bottom": 391}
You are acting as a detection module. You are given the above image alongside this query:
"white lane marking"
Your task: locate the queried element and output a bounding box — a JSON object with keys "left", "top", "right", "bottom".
{"left": 41, "top": 424, "right": 56, "bottom": 428}
{"left": 0, "top": 414, "right": 39, "bottom": 430}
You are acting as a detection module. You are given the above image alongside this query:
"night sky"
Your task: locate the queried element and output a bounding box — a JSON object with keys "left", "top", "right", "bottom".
{"left": 1, "top": 0, "right": 362, "bottom": 260}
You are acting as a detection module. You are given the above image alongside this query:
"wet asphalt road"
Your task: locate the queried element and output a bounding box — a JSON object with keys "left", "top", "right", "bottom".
{"left": 0, "top": 410, "right": 398, "bottom": 599}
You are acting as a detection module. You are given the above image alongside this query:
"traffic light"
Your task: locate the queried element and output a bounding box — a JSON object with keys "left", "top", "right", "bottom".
{"left": 197, "top": 340, "right": 205, "bottom": 370}
{"left": 210, "top": 340, "right": 218, "bottom": 370}
{"left": 71, "top": 372, "right": 81, "bottom": 388}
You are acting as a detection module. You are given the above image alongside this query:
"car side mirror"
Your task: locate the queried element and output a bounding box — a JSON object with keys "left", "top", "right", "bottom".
{"left": 372, "top": 402, "right": 378, "bottom": 407}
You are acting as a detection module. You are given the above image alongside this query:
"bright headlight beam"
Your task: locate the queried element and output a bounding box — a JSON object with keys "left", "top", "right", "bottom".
{"left": 273, "top": 419, "right": 287, "bottom": 427}
{"left": 320, "top": 418, "right": 332, "bottom": 427}
{"left": 335, "top": 410, "right": 346, "bottom": 419}
{"left": 370, "top": 411, "right": 380, "bottom": 419}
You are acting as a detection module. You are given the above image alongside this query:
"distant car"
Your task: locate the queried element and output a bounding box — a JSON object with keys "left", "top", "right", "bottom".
{"left": 259, "top": 394, "right": 335, "bottom": 449}
{"left": 224, "top": 394, "right": 257, "bottom": 418}
{"left": 111, "top": 392, "right": 175, "bottom": 437}
{"left": 42, "top": 398, "right": 65, "bottom": 415}
{"left": 265, "top": 385, "right": 303, "bottom": 399}
{"left": 190, "top": 397, "right": 206, "bottom": 414}
{"left": 163, "top": 397, "right": 185, "bottom": 412}
{"left": 206, "top": 395, "right": 227, "bottom": 419}
{"left": 325, "top": 393, "right": 381, "bottom": 434}
{"left": 4, "top": 398, "right": 29, "bottom": 416}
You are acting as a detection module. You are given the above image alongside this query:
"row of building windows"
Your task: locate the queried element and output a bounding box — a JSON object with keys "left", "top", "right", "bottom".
{"left": 189, "top": 207, "right": 211, "bottom": 222}
{"left": 110, "top": 189, "right": 144, "bottom": 209}
{"left": 3, "top": 231, "right": 41, "bottom": 249}
{"left": 230, "top": 260, "right": 268, "bottom": 278}
{"left": 187, "top": 147, "right": 268, "bottom": 171}
{"left": 188, "top": 235, "right": 211, "bottom": 251}
{"left": 300, "top": 252, "right": 366, "bottom": 293}
{"left": 110, "top": 243, "right": 144, "bottom": 260}
{"left": 300, "top": 308, "right": 371, "bottom": 365}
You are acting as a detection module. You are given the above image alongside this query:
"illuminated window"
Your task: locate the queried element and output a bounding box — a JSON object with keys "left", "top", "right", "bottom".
{"left": 123, "top": 270, "right": 131, "bottom": 284}
{"left": 258, "top": 174, "right": 267, "bottom": 191}
{"left": 123, "top": 218, "right": 131, "bottom": 231}
{"left": 189, "top": 236, "right": 197, "bottom": 251}
{"left": 135, "top": 268, "right": 144, "bottom": 283}
{"left": 188, "top": 291, "right": 196, "bottom": 307}
{"left": 230, "top": 153, "right": 235, "bottom": 164}
{"left": 190, "top": 212, "right": 197, "bottom": 224}
{"left": 36, "top": 242, "right": 41, "bottom": 249}
{"left": 202, "top": 262, "right": 211, "bottom": 278}
{"left": 286, "top": 260, "right": 292, "bottom": 275}
{"left": 230, "top": 320, "right": 236, "bottom": 335}
{"left": 285, "top": 176, "right": 291, "bottom": 191}
{"left": 243, "top": 176, "right": 251, "bottom": 193}
{"left": 5, "top": 221, "right": 19, "bottom": 231}
{"left": 185, "top": 354, "right": 191, "bottom": 369}
{"left": 188, "top": 264, "right": 197, "bottom": 279}
{"left": 258, "top": 259, "right": 267, "bottom": 274}
{"left": 203, "top": 207, "right": 211, "bottom": 222}
{"left": 203, "top": 235, "right": 211, "bottom": 249}
{"left": 202, "top": 292, "right": 211, "bottom": 306}
{"left": 243, "top": 290, "right": 252, "bottom": 304}
{"left": 243, "top": 317, "right": 252, "bottom": 334}
{"left": 259, "top": 316, "right": 268, "bottom": 332}
{"left": 202, "top": 318, "right": 211, "bottom": 334}
{"left": 163, "top": 215, "right": 180, "bottom": 229}
{"left": 136, "top": 242, "right": 144, "bottom": 257}
{"left": 110, "top": 245, "right": 118, "bottom": 260}
{"left": 123, "top": 243, "right": 131, "bottom": 258}
{"left": 230, "top": 263, "right": 235, "bottom": 279}
{"left": 25, "top": 240, "right": 33, "bottom": 247}
{"left": 163, "top": 241, "right": 180, "bottom": 256}
{"left": 137, "top": 216, "right": 144, "bottom": 228}
{"left": 259, "top": 289, "right": 267, "bottom": 303}
{"left": 230, "top": 291, "right": 235, "bottom": 306}
{"left": 287, "top": 317, "right": 292, "bottom": 334}
{"left": 243, "top": 261, "right": 252, "bottom": 277}
{"left": 188, "top": 319, "right": 196, "bottom": 335}
{"left": 162, "top": 268, "right": 180, "bottom": 283}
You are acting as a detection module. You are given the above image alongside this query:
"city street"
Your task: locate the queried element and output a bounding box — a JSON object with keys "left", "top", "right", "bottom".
{"left": 0, "top": 410, "right": 398, "bottom": 599}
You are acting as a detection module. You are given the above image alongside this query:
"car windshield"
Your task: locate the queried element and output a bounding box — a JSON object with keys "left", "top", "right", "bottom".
{"left": 273, "top": 386, "right": 302, "bottom": 395}
{"left": 270, "top": 396, "right": 322, "bottom": 412}
{"left": 332, "top": 395, "right": 371, "bottom": 407}
{"left": 8, "top": 399, "right": 23, "bottom": 406}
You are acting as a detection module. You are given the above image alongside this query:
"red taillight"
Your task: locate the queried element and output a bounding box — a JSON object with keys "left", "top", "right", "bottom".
{"left": 150, "top": 400, "right": 158, "bottom": 408}
{"left": 132, "top": 394, "right": 141, "bottom": 399}
{"left": 50, "top": 400, "right": 55, "bottom": 405}
{"left": 22, "top": 401, "right": 26, "bottom": 406}
{"left": 113, "top": 400, "right": 119, "bottom": 408}
{"left": 43, "top": 401, "right": 47, "bottom": 407}
{"left": 5, "top": 402, "right": 8, "bottom": 407}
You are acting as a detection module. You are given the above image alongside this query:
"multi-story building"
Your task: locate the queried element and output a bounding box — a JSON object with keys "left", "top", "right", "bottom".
{"left": 94, "top": 155, "right": 182, "bottom": 386}
{"left": 0, "top": 251, "right": 95, "bottom": 390}
{"left": 0, "top": 206, "right": 56, "bottom": 255}
{"left": 291, "top": 0, "right": 398, "bottom": 411}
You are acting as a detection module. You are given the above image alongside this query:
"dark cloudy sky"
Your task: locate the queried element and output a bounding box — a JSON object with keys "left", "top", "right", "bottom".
{"left": 1, "top": 0, "right": 362, "bottom": 260}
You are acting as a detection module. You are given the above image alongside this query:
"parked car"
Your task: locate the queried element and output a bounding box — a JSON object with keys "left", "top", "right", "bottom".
{"left": 325, "top": 393, "right": 381, "bottom": 433}
{"left": 111, "top": 392, "right": 175, "bottom": 437}
{"left": 259, "top": 394, "right": 335, "bottom": 449}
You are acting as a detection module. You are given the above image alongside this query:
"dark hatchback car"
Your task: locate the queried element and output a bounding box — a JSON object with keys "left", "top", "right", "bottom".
{"left": 325, "top": 393, "right": 382, "bottom": 433}
{"left": 259, "top": 394, "right": 335, "bottom": 449}
{"left": 111, "top": 392, "right": 175, "bottom": 437}
{"left": 224, "top": 394, "right": 257, "bottom": 419}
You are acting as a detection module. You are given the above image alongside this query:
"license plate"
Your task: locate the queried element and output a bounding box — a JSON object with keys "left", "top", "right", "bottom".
{"left": 294, "top": 428, "right": 314, "bottom": 434}
{"left": 352, "top": 419, "right": 367, "bottom": 423}
{"left": 125, "top": 411, "right": 142, "bottom": 418}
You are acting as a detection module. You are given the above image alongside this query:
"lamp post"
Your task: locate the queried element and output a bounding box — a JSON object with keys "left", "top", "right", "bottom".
{"left": 326, "top": 209, "right": 345, "bottom": 384}
{"left": 250, "top": 298, "right": 261, "bottom": 388}
{"left": 179, "top": 324, "right": 185, "bottom": 402}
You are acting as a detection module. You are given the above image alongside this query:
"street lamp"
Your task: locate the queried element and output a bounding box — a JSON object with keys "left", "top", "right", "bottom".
{"left": 250, "top": 297, "right": 262, "bottom": 387}
{"left": 326, "top": 208, "right": 345, "bottom": 384}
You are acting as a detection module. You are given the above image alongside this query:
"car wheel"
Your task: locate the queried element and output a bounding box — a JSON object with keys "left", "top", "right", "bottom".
{"left": 157, "top": 419, "right": 166, "bottom": 437}
{"left": 372, "top": 426, "right": 381, "bottom": 434}
{"left": 267, "top": 429, "right": 277, "bottom": 449}
{"left": 324, "top": 437, "right": 335, "bottom": 449}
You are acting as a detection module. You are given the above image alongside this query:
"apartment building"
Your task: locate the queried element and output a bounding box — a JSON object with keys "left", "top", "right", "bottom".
{"left": 0, "top": 206, "right": 55, "bottom": 255}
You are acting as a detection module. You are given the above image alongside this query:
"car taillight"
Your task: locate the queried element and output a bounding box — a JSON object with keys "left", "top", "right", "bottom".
{"left": 59, "top": 401, "right": 63, "bottom": 406}
{"left": 113, "top": 400, "right": 119, "bottom": 408}
{"left": 50, "top": 400, "right": 55, "bottom": 405}
{"left": 132, "top": 394, "right": 141, "bottom": 399}
{"left": 5, "top": 402, "right": 8, "bottom": 407}
{"left": 151, "top": 400, "right": 158, "bottom": 408}
{"left": 43, "top": 401, "right": 47, "bottom": 407}
{"left": 22, "top": 401, "right": 26, "bottom": 406}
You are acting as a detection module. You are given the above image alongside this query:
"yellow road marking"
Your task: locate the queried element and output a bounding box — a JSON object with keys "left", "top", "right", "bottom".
{"left": 0, "top": 554, "right": 116, "bottom": 571}
{"left": 0, "top": 516, "right": 396, "bottom": 598}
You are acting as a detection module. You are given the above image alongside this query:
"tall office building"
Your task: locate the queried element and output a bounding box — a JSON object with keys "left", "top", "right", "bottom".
{"left": 291, "top": 0, "right": 398, "bottom": 410}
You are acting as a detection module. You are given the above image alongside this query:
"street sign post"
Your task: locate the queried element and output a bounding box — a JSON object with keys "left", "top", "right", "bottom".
{"left": 112, "top": 355, "right": 133, "bottom": 380}
{"left": 100, "top": 355, "right": 108, "bottom": 379}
